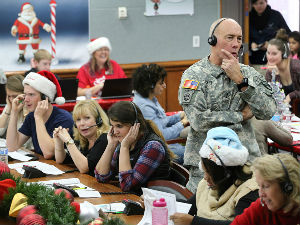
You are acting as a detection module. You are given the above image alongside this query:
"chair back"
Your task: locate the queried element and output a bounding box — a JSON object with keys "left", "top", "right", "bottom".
{"left": 169, "top": 162, "right": 190, "bottom": 186}
{"left": 147, "top": 180, "right": 193, "bottom": 201}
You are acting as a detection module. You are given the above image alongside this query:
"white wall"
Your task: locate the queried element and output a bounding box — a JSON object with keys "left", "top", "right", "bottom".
{"left": 268, "top": 0, "right": 299, "bottom": 32}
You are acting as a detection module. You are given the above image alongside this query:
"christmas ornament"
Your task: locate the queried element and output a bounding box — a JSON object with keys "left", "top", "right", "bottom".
{"left": 70, "top": 201, "right": 80, "bottom": 214}
{"left": 79, "top": 201, "right": 99, "bottom": 224}
{"left": 0, "top": 161, "right": 10, "bottom": 175}
{"left": 9, "top": 193, "right": 28, "bottom": 217}
{"left": 10, "top": 2, "right": 51, "bottom": 63}
{"left": 54, "top": 188, "right": 74, "bottom": 202}
{"left": 19, "top": 213, "right": 46, "bottom": 225}
{"left": 0, "top": 179, "right": 16, "bottom": 201}
{"left": 88, "top": 217, "right": 104, "bottom": 225}
{"left": 16, "top": 205, "right": 37, "bottom": 224}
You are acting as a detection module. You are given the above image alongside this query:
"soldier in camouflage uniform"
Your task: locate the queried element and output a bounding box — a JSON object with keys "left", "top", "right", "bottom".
{"left": 178, "top": 18, "right": 276, "bottom": 193}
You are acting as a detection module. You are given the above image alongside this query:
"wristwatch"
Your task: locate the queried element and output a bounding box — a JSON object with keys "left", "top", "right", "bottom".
{"left": 65, "top": 138, "right": 75, "bottom": 146}
{"left": 237, "top": 77, "right": 248, "bottom": 91}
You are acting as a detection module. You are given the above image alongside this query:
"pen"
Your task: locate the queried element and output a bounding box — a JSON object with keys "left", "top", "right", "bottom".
{"left": 72, "top": 187, "right": 87, "bottom": 190}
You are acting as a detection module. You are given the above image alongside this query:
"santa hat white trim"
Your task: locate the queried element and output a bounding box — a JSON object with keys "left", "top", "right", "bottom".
{"left": 23, "top": 71, "right": 65, "bottom": 104}
{"left": 87, "top": 37, "right": 112, "bottom": 55}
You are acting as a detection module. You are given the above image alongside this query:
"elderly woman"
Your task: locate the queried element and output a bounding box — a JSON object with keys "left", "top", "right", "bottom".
{"left": 53, "top": 100, "right": 109, "bottom": 176}
{"left": 94, "top": 101, "right": 175, "bottom": 194}
{"left": 132, "top": 64, "right": 189, "bottom": 164}
{"left": 231, "top": 153, "right": 300, "bottom": 225}
{"left": 170, "top": 127, "right": 259, "bottom": 225}
{"left": 77, "top": 37, "right": 126, "bottom": 97}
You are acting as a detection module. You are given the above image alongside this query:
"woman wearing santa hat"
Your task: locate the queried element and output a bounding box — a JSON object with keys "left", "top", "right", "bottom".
{"left": 6, "top": 71, "right": 73, "bottom": 159}
{"left": 77, "top": 37, "right": 126, "bottom": 97}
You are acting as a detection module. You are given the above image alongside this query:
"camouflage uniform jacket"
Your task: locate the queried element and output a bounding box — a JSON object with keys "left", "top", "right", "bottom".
{"left": 178, "top": 56, "right": 276, "bottom": 167}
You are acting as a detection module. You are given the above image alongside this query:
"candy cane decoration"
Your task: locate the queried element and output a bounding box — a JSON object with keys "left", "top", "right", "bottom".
{"left": 50, "top": 0, "right": 58, "bottom": 64}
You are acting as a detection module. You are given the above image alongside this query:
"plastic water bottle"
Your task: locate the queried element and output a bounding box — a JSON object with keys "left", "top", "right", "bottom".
{"left": 152, "top": 198, "right": 168, "bottom": 225}
{"left": 0, "top": 148, "right": 8, "bottom": 164}
{"left": 85, "top": 89, "right": 92, "bottom": 100}
{"left": 281, "top": 103, "right": 292, "bottom": 132}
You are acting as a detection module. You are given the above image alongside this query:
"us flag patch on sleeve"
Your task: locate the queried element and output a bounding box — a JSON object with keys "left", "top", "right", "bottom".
{"left": 183, "top": 79, "right": 199, "bottom": 90}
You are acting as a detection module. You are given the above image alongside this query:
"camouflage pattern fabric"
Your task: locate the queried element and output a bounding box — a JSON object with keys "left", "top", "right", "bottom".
{"left": 178, "top": 56, "right": 276, "bottom": 193}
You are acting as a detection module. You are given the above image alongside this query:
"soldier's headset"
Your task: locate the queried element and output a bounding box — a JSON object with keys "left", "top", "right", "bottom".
{"left": 74, "top": 106, "right": 102, "bottom": 128}
{"left": 277, "top": 156, "right": 293, "bottom": 194}
{"left": 207, "top": 18, "right": 244, "bottom": 56}
{"left": 209, "top": 146, "right": 232, "bottom": 182}
{"left": 130, "top": 102, "right": 139, "bottom": 124}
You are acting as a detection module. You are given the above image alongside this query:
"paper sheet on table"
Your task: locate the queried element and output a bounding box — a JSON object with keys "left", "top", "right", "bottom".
{"left": 138, "top": 188, "right": 191, "bottom": 225}
{"left": 95, "top": 202, "right": 125, "bottom": 213}
{"left": 8, "top": 151, "right": 33, "bottom": 161}
{"left": 37, "top": 178, "right": 101, "bottom": 198}
{"left": 291, "top": 133, "right": 300, "bottom": 141}
{"left": 0, "top": 138, "right": 6, "bottom": 148}
{"left": 8, "top": 161, "right": 64, "bottom": 175}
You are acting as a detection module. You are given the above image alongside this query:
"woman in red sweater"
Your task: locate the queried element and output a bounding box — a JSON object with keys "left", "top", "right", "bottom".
{"left": 231, "top": 153, "right": 300, "bottom": 225}
{"left": 77, "top": 37, "right": 126, "bottom": 97}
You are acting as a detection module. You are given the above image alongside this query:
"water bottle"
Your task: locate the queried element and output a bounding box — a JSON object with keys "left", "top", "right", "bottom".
{"left": 0, "top": 148, "right": 8, "bottom": 164}
{"left": 152, "top": 198, "right": 168, "bottom": 225}
{"left": 281, "top": 104, "right": 292, "bottom": 132}
{"left": 85, "top": 89, "right": 92, "bottom": 100}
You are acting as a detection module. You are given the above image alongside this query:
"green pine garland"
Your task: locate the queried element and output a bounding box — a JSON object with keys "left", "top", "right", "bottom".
{"left": 0, "top": 173, "right": 128, "bottom": 225}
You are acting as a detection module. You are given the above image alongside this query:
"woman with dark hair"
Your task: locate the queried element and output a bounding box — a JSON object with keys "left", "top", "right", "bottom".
{"left": 249, "top": 0, "right": 290, "bottom": 73}
{"left": 170, "top": 127, "right": 259, "bottom": 225}
{"left": 265, "top": 29, "right": 300, "bottom": 106}
{"left": 77, "top": 37, "right": 126, "bottom": 97}
{"left": 94, "top": 101, "right": 175, "bottom": 193}
{"left": 132, "top": 64, "right": 189, "bottom": 164}
{"left": 288, "top": 31, "right": 300, "bottom": 60}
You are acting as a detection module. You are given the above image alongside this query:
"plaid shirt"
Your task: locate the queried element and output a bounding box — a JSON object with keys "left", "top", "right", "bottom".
{"left": 94, "top": 140, "right": 165, "bottom": 191}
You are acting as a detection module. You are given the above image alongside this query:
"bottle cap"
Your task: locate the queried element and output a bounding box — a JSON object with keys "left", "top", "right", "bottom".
{"left": 153, "top": 198, "right": 166, "bottom": 207}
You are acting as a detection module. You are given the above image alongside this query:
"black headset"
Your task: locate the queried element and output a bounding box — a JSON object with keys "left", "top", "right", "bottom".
{"left": 282, "top": 42, "right": 289, "bottom": 59}
{"left": 208, "top": 18, "right": 227, "bottom": 46}
{"left": 277, "top": 156, "right": 293, "bottom": 194}
{"left": 130, "top": 102, "right": 139, "bottom": 124}
{"left": 207, "top": 18, "right": 244, "bottom": 56}
{"left": 209, "top": 146, "right": 232, "bottom": 180}
{"left": 74, "top": 106, "right": 103, "bottom": 128}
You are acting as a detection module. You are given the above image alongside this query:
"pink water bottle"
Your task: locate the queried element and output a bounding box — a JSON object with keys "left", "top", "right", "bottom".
{"left": 152, "top": 198, "right": 168, "bottom": 225}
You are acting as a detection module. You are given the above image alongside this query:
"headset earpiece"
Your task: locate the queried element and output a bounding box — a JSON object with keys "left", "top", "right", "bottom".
{"left": 95, "top": 107, "right": 103, "bottom": 127}
{"left": 238, "top": 44, "right": 244, "bottom": 57}
{"left": 130, "top": 102, "right": 139, "bottom": 124}
{"left": 277, "top": 157, "right": 293, "bottom": 194}
{"left": 282, "top": 43, "right": 288, "bottom": 59}
{"left": 208, "top": 19, "right": 227, "bottom": 46}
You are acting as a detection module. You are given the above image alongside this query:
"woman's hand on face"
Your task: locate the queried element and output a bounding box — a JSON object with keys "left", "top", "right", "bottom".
{"left": 5, "top": 95, "right": 12, "bottom": 112}
{"left": 11, "top": 94, "right": 25, "bottom": 113}
{"left": 284, "top": 95, "right": 291, "bottom": 104}
{"left": 266, "top": 64, "right": 279, "bottom": 74}
{"left": 121, "top": 123, "right": 140, "bottom": 149}
{"left": 107, "top": 126, "right": 119, "bottom": 147}
{"left": 169, "top": 213, "right": 193, "bottom": 225}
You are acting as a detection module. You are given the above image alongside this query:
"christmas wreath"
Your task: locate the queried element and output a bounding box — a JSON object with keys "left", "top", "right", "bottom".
{"left": 0, "top": 162, "right": 127, "bottom": 225}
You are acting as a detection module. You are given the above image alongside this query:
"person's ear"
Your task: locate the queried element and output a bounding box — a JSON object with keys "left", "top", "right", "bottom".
{"left": 31, "top": 58, "right": 38, "bottom": 68}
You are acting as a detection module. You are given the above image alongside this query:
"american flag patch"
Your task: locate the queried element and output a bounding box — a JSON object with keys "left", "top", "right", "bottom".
{"left": 183, "top": 79, "right": 199, "bottom": 90}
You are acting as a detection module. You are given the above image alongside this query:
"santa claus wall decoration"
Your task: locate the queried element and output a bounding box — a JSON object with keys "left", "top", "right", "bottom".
{"left": 11, "top": 2, "right": 51, "bottom": 64}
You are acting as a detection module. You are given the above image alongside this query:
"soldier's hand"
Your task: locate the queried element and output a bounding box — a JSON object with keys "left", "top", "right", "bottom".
{"left": 221, "top": 49, "right": 243, "bottom": 84}
{"left": 241, "top": 104, "right": 253, "bottom": 121}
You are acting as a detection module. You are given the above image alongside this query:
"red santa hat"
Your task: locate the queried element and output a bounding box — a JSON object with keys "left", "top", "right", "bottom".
{"left": 87, "top": 37, "right": 112, "bottom": 55}
{"left": 23, "top": 70, "right": 65, "bottom": 105}
{"left": 18, "top": 2, "right": 33, "bottom": 16}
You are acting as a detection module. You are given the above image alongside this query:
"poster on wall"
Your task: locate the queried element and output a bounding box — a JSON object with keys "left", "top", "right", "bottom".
{"left": 0, "top": 0, "right": 89, "bottom": 71}
{"left": 145, "top": 0, "right": 194, "bottom": 16}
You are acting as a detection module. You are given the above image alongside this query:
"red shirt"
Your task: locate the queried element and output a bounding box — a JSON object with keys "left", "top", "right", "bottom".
{"left": 231, "top": 198, "right": 300, "bottom": 225}
{"left": 77, "top": 60, "right": 126, "bottom": 89}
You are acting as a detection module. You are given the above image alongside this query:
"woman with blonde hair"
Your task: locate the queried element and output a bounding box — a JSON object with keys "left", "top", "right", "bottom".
{"left": 53, "top": 100, "right": 109, "bottom": 176}
{"left": 95, "top": 101, "right": 175, "bottom": 194}
{"left": 77, "top": 37, "right": 126, "bottom": 97}
{"left": 231, "top": 153, "right": 300, "bottom": 225}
